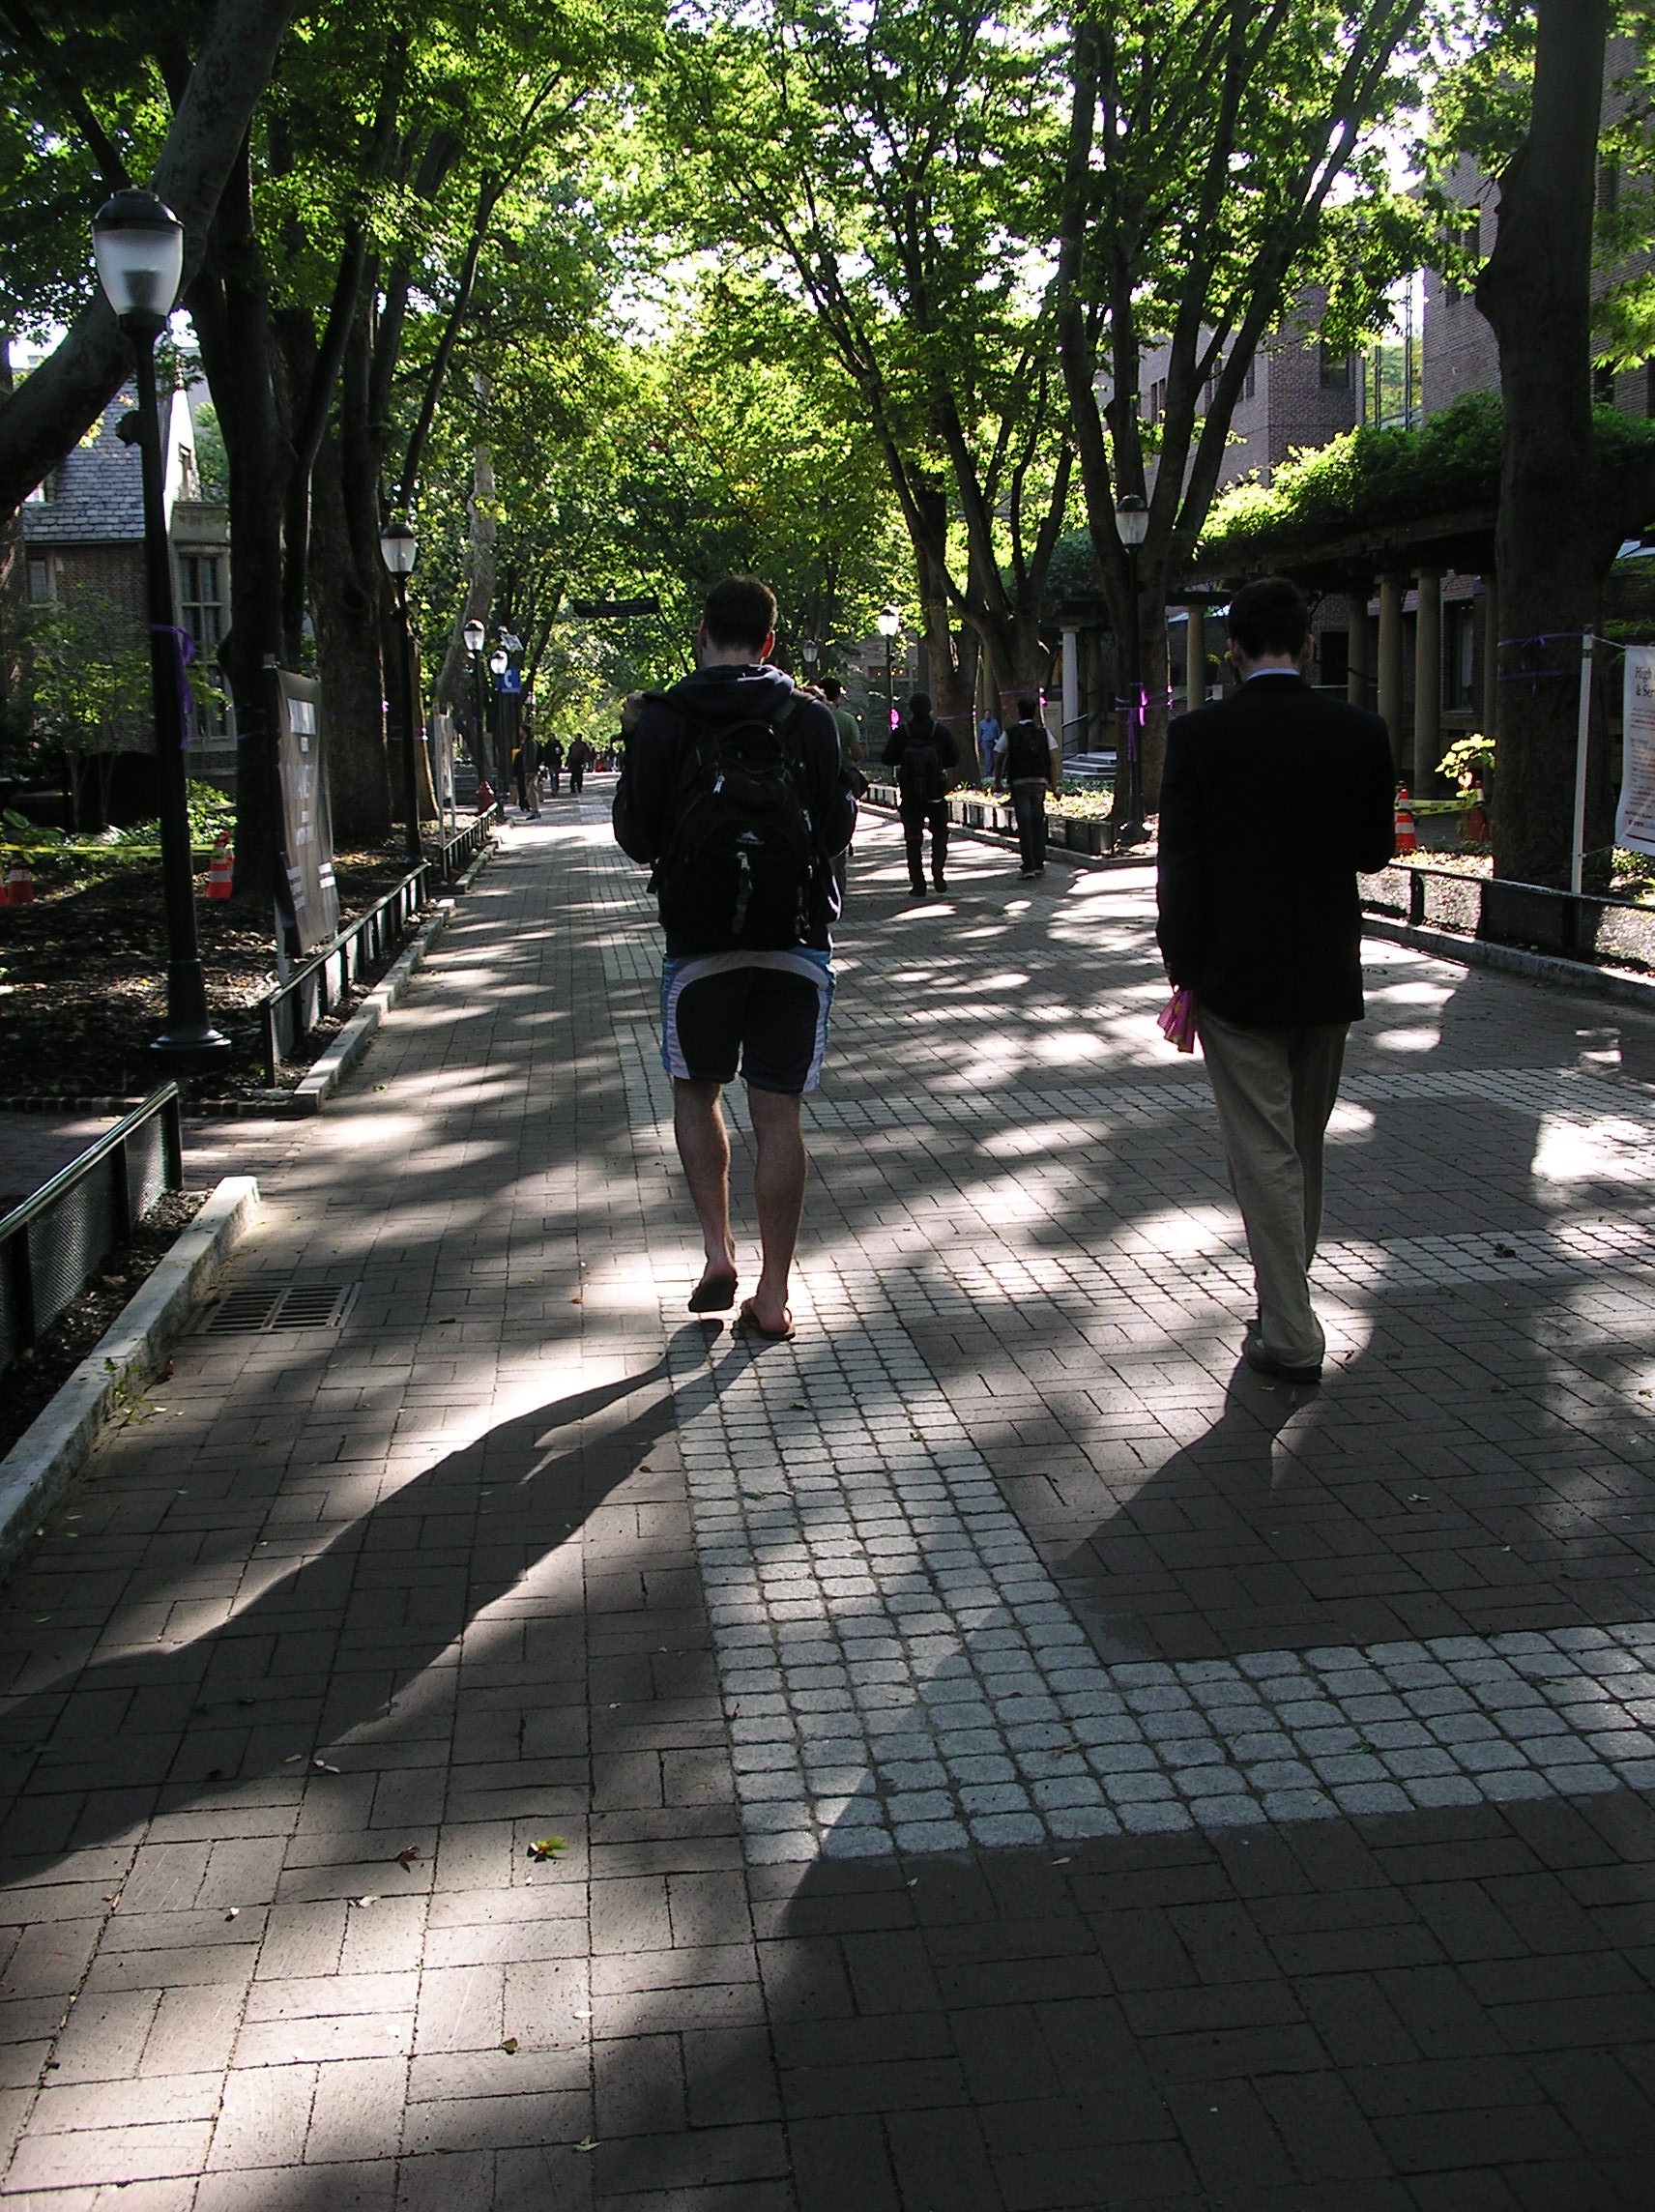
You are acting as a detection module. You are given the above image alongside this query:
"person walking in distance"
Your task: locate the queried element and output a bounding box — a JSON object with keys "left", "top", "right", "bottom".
{"left": 819, "top": 677, "right": 863, "bottom": 905}
{"left": 543, "top": 735, "right": 564, "bottom": 796}
{"left": 1157, "top": 575, "right": 1395, "bottom": 1386}
{"left": 884, "top": 691, "right": 957, "bottom": 896}
{"left": 976, "top": 706, "right": 1001, "bottom": 786}
{"left": 994, "top": 695, "right": 1060, "bottom": 878}
{"left": 566, "top": 735, "right": 594, "bottom": 796}
{"left": 614, "top": 576, "right": 855, "bottom": 1340}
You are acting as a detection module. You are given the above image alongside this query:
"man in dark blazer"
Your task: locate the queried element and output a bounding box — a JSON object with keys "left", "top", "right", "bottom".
{"left": 1156, "top": 575, "right": 1395, "bottom": 1385}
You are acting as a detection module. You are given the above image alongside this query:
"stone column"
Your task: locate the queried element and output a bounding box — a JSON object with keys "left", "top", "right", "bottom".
{"left": 1061, "top": 627, "right": 1079, "bottom": 751}
{"left": 1412, "top": 566, "right": 1443, "bottom": 791}
{"left": 1377, "top": 571, "right": 1406, "bottom": 772}
{"left": 1346, "top": 588, "right": 1371, "bottom": 709}
{"left": 1184, "top": 606, "right": 1207, "bottom": 707}
{"left": 1480, "top": 571, "right": 1499, "bottom": 740}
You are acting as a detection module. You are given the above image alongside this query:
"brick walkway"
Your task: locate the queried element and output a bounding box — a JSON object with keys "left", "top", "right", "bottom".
{"left": 2, "top": 791, "right": 1654, "bottom": 2208}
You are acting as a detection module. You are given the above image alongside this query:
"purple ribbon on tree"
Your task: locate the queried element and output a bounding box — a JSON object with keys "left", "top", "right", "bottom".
{"left": 151, "top": 624, "right": 196, "bottom": 749}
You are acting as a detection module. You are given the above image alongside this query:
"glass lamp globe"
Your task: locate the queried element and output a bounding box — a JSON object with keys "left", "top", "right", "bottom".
{"left": 1115, "top": 495, "right": 1149, "bottom": 549}
{"left": 379, "top": 519, "right": 417, "bottom": 577}
{"left": 463, "top": 619, "right": 486, "bottom": 655}
{"left": 93, "top": 189, "right": 185, "bottom": 322}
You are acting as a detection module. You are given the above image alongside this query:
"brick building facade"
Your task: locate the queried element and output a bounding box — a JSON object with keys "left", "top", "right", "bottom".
{"left": 13, "top": 384, "right": 234, "bottom": 818}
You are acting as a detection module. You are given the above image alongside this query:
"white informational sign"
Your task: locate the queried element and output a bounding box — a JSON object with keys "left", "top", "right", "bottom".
{"left": 1619, "top": 645, "right": 1655, "bottom": 859}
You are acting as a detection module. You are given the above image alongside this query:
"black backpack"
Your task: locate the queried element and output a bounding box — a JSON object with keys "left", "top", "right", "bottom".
{"left": 897, "top": 724, "right": 945, "bottom": 804}
{"left": 653, "top": 694, "right": 820, "bottom": 947}
{"left": 1007, "top": 718, "right": 1049, "bottom": 780}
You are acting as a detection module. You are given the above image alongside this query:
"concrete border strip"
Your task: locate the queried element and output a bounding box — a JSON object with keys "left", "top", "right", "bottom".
{"left": 290, "top": 832, "right": 496, "bottom": 1114}
{"left": 1362, "top": 910, "right": 1655, "bottom": 1013}
{"left": 0, "top": 1174, "right": 259, "bottom": 1576}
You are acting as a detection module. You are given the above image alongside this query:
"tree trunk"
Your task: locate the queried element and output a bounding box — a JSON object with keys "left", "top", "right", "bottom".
{"left": 433, "top": 392, "right": 496, "bottom": 732}
{"left": 1476, "top": 0, "right": 1611, "bottom": 888}
{"left": 187, "top": 141, "right": 290, "bottom": 911}
{"left": 309, "top": 336, "right": 389, "bottom": 848}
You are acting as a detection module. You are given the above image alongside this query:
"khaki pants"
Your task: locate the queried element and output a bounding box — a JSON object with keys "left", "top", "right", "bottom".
{"left": 1195, "top": 1007, "right": 1349, "bottom": 1369}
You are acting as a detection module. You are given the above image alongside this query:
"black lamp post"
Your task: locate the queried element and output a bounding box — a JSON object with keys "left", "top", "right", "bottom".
{"left": 462, "top": 617, "right": 489, "bottom": 810}
{"left": 1115, "top": 494, "right": 1149, "bottom": 848}
{"left": 93, "top": 189, "right": 228, "bottom": 1061}
{"left": 380, "top": 517, "right": 421, "bottom": 863}
{"left": 488, "top": 645, "right": 511, "bottom": 805}
{"left": 877, "top": 604, "right": 900, "bottom": 742}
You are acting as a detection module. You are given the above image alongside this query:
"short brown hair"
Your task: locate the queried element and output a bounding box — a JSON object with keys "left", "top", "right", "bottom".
{"left": 702, "top": 576, "right": 776, "bottom": 655}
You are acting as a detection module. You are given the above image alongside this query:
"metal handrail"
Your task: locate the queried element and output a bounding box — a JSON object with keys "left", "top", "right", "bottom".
{"left": 1364, "top": 860, "right": 1655, "bottom": 974}
{"left": 0, "top": 1083, "right": 183, "bottom": 1366}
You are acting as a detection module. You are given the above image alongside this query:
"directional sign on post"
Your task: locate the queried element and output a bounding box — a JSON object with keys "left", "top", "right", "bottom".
{"left": 271, "top": 666, "right": 339, "bottom": 955}
{"left": 1619, "top": 645, "right": 1655, "bottom": 859}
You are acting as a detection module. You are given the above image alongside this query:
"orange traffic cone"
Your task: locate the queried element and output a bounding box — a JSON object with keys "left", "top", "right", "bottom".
{"left": 1394, "top": 784, "right": 1416, "bottom": 857}
{"left": 205, "top": 830, "right": 234, "bottom": 901}
{"left": 5, "top": 855, "right": 34, "bottom": 905}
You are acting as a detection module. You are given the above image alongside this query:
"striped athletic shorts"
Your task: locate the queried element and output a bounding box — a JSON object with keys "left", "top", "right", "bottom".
{"left": 660, "top": 948, "right": 833, "bottom": 1095}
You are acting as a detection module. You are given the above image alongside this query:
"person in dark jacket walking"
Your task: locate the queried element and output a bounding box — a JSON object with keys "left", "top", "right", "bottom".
{"left": 1156, "top": 575, "right": 1395, "bottom": 1386}
{"left": 884, "top": 692, "right": 957, "bottom": 895}
{"left": 994, "top": 696, "right": 1060, "bottom": 877}
{"left": 614, "top": 576, "right": 855, "bottom": 1340}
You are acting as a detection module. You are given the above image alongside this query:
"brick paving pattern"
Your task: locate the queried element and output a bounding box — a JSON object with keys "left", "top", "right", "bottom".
{"left": 0, "top": 791, "right": 1652, "bottom": 2206}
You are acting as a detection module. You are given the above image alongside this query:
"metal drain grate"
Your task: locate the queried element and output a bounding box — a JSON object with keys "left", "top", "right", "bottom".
{"left": 201, "top": 1283, "right": 359, "bottom": 1334}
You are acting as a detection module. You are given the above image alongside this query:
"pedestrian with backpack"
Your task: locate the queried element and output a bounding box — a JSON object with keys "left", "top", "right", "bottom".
{"left": 994, "top": 695, "right": 1060, "bottom": 877}
{"left": 613, "top": 576, "right": 855, "bottom": 1341}
{"left": 566, "top": 736, "right": 595, "bottom": 795}
{"left": 884, "top": 692, "right": 957, "bottom": 896}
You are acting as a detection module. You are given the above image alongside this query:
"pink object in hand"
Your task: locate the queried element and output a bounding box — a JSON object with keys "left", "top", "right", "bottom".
{"left": 1157, "top": 988, "right": 1197, "bottom": 1054}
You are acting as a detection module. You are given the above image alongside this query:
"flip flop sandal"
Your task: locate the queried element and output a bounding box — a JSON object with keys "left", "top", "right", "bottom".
{"left": 688, "top": 1270, "right": 738, "bottom": 1314}
{"left": 736, "top": 1298, "right": 795, "bottom": 1342}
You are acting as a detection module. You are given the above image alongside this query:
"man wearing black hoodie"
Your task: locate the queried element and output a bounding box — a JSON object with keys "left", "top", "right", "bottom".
{"left": 614, "top": 577, "right": 855, "bottom": 1341}
{"left": 884, "top": 692, "right": 958, "bottom": 896}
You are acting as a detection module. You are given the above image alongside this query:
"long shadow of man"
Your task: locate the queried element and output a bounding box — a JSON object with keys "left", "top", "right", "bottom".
{"left": 0, "top": 1324, "right": 742, "bottom": 1875}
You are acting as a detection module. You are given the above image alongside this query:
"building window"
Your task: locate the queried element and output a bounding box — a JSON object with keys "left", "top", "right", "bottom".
{"left": 178, "top": 553, "right": 223, "bottom": 651}
{"left": 177, "top": 445, "right": 200, "bottom": 501}
{"left": 26, "top": 556, "right": 53, "bottom": 602}
{"left": 1598, "top": 159, "right": 1619, "bottom": 213}
{"left": 1319, "top": 343, "right": 1353, "bottom": 391}
{"left": 1244, "top": 358, "right": 1257, "bottom": 402}
{"left": 23, "top": 470, "right": 53, "bottom": 505}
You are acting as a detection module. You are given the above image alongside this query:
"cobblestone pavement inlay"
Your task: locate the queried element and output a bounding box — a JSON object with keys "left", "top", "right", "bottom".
{"left": 592, "top": 829, "right": 1655, "bottom": 1866}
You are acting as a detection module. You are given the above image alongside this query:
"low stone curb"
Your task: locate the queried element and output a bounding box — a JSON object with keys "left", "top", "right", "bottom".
{"left": 0, "top": 1175, "right": 259, "bottom": 1577}
{"left": 288, "top": 835, "right": 495, "bottom": 1115}
{"left": 1362, "top": 909, "right": 1655, "bottom": 1012}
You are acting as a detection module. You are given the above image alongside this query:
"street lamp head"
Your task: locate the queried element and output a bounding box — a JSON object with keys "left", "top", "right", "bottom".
{"left": 463, "top": 618, "right": 486, "bottom": 655}
{"left": 800, "top": 636, "right": 819, "bottom": 667}
{"left": 93, "top": 190, "right": 185, "bottom": 325}
{"left": 379, "top": 517, "right": 417, "bottom": 577}
{"left": 488, "top": 647, "right": 508, "bottom": 677}
{"left": 1115, "top": 493, "right": 1149, "bottom": 549}
{"left": 876, "top": 604, "right": 900, "bottom": 639}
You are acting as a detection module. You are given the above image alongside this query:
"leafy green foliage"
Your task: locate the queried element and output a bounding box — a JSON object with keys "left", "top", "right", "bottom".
{"left": 1199, "top": 393, "right": 1655, "bottom": 556}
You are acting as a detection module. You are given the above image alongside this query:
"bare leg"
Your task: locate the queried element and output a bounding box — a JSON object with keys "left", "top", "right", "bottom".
{"left": 747, "top": 1084, "right": 806, "bottom": 1332}
{"left": 673, "top": 1078, "right": 738, "bottom": 1296}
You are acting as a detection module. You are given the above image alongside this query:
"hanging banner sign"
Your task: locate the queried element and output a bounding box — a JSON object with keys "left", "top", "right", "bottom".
{"left": 272, "top": 666, "right": 339, "bottom": 954}
{"left": 1618, "top": 645, "right": 1655, "bottom": 859}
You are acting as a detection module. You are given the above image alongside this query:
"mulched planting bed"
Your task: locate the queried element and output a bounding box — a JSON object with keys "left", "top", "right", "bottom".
{"left": 0, "top": 1187, "right": 206, "bottom": 1464}
{"left": 0, "top": 844, "right": 424, "bottom": 1102}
